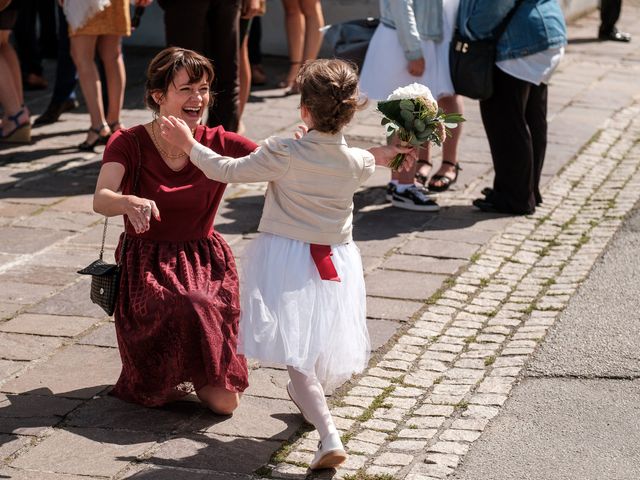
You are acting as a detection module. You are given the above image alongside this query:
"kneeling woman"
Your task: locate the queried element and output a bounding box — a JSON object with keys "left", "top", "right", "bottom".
{"left": 93, "top": 47, "right": 257, "bottom": 412}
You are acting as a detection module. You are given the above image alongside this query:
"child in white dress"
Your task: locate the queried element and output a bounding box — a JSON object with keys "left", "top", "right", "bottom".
{"left": 159, "top": 59, "right": 416, "bottom": 471}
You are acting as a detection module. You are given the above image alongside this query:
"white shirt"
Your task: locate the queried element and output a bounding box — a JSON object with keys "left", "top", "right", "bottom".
{"left": 497, "top": 46, "right": 565, "bottom": 86}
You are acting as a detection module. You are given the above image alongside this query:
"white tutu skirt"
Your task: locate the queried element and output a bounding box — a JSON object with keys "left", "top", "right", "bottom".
{"left": 359, "top": 0, "right": 459, "bottom": 100}
{"left": 238, "top": 233, "right": 370, "bottom": 390}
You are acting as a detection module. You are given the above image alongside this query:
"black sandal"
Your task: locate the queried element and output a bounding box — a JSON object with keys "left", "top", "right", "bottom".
{"left": 428, "top": 160, "right": 461, "bottom": 192}
{"left": 414, "top": 159, "right": 433, "bottom": 186}
{"left": 79, "top": 124, "right": 110, "bottom": 152}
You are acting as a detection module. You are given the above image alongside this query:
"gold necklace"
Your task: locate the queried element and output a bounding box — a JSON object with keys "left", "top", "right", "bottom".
{"left": 150, "top": 120, "right": 188, "bottom": 159}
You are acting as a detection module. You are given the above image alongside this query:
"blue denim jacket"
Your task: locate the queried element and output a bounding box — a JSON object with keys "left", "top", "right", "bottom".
{"left": 457, "top": 0, "right": 567, "bottom": 61}
{"left": 380, "top": 0, "right": 444, "bottom": 61}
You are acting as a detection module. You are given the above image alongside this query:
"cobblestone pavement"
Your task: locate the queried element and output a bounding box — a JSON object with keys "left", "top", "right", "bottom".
{"left": 1, "top": 6, "right": 640, "bottom": 480}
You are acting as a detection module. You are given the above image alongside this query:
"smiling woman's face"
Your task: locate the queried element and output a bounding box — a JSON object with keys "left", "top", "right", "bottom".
{"left": 155, "top": 68, "right": 210, "bottom": 130}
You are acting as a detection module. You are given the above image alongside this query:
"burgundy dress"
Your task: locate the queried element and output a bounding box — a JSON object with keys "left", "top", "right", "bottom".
{"left": 102, "top": 124, "right": 257, "bottom": 407}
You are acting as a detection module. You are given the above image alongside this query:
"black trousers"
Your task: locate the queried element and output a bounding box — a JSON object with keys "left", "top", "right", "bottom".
{"left": 159, "top": 0, "right": 241, "bottom": 132}
{"left": 479, "top": 67, "right": 548, "bottom": 215}
{"left": 14, "top": 0, "right": 56, "bottom": 76}
{"left": 600, "top": 0, "right": 622, "bottom": 35}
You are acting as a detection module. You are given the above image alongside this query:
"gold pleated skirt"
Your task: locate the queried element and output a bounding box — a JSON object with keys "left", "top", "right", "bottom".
{"left": 71, "top": 0, "right": 131, "bottom": 37}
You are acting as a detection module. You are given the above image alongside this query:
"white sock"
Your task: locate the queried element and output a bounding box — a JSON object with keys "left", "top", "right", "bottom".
{"left": 287, "top": 366, "right": 337, "bottom": 441}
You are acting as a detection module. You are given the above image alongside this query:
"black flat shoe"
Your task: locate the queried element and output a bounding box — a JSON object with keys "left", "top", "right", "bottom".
{"left": 428, "top": 160, "right": 461, "bottom": 192}
{"left": 598, "top": 29, "right": 631, "bottom": 42}
{"left": 34, "top": 99, "right": 80, "bottom": 126}
{"left": 78, "top": 124, "right": 110, "bottom": 152}
{"left": 473, "top": 198, "right": 532, "bottom": 216}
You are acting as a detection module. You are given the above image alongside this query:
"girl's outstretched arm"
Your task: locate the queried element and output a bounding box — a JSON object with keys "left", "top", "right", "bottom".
{"left": 368, "top": 145, "right": 417, "bottom": 171}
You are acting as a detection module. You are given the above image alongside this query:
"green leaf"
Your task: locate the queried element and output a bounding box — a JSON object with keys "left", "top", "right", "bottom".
{"left": 400, "top": 109, "right": 414, "bottom": 123}
{"left": 399, "top": 99, "right": 414, "bottom": 111}
{"left": 381, "top": 117, "right": 390, "bottom": 126}
{"left": 414, "top": 119, "right": 425, "bottom": 132}
{"left": 377, "top": 100, "right": 404, "bottom": 124}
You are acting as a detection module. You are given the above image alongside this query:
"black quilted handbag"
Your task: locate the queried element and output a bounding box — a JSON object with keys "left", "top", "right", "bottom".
{"left": 78, "top": 132, "right": 142, "bottom": 316}
{"left": 449, "top": 0, "right": 523, "bottom": 100}
{"left": 77, "top": 221, "right": 123, "bottom": 316}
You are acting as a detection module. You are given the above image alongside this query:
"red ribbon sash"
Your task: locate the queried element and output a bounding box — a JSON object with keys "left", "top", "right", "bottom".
{"left": 310, "top": 244, "right": 341, "bottom": 282}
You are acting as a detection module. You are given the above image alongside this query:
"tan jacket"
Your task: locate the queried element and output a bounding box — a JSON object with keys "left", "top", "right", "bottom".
{"left": 190, "top": 130, "right": 376, "bottom": 245}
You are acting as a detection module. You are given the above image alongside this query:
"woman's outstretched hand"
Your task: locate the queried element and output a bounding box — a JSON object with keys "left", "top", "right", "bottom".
{"left": 159, "top": 116, "right": 197, "bottom": 155}
{"left": 368, "top": 145, "right": 418, "bottom": 171}
{"left": 125, "top": 196, "right": 161, "bottom": 234}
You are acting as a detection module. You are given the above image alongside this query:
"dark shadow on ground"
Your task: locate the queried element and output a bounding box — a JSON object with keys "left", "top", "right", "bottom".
{"left": 567, "top": 36, "right": 603, "bottom": 44}
{"left": 0, "top": 386, "right": 307, "bottom": 478}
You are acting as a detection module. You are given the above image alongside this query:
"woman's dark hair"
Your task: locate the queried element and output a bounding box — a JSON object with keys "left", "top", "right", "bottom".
{"left": 297, "top": 59, "right": 366, "bottom": 134}
{"left": 145, "top": 47, "right": 215, "bottom": 114}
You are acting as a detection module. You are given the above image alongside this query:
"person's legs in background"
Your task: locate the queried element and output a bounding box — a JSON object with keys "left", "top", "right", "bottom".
{"left": 427, "top": 94, "right": 464, "bottom": 192}
{"left": 97, "top": 35, "right": 125, "bottom": 132}
{"left": 205, "top": 0, "right": 241, "bottom": 131}
{"left": 34, "top": 3, "right": 79, "bottom": 126}
{"left": 248, "top": 16, "right": 267, "bottom": 85}
{"left": 280, "top": 0, "right": 304, "bottom": 92}
{"left": 299, "top": 0, "right": 324, "bottom": 65}
{"left": 14, "top": 0, "right": 48, "bottom": 90}
{"left": 70, "top": 34, "right": 111, "bottom": 150}
{"left": 238, "top": 17, "right": 252, "bottom": 130}
{"left": 0, "top": 28, "right": 31, "bottom": 143}
{"left": 477, "top": 67, "right": 536, "bottom": 215}
{"left": 37, "top": 0, "right": 58, "bottom": 59}
{"left": 279, "top": 0, "right": 324, "bottom": 95}
{"left": 525, "top": 82, "right": 548, "bottom": 207}
{"left": 388, "top": 135, "right": 440, "bottom": 212}
{"left": 599, "top": 0, "right": 631, "bottom": 41}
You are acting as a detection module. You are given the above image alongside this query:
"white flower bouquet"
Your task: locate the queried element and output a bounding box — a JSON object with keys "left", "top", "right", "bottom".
{"left": 378, "top": 83, "right": 465, "bottom": 170}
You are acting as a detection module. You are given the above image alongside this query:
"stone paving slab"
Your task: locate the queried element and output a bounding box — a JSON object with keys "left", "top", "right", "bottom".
{"left": 1, "top": 345, "right": 120, "bottom": 398}
{"left": 0, "top": 314, "right": 96, "bottom": 338}
{"left": 10, "top": 427, "right": 155, "bottom": 477}
{"left": 0, "top": 333, "right": 64, "bottom": 361}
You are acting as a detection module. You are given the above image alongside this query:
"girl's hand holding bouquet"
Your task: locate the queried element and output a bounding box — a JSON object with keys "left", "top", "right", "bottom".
{"left": 377, "top": 83, "right": 464, "bottom": 170}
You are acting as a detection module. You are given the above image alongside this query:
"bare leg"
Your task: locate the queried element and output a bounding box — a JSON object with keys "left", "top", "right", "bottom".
{"left": 0, "top": 31, "right": 24, "bottom": 108}
{"left": 0, "top": 33, "right": 23, "bottom": 119}
{"left": 238, "top": 34, "right": 251, "bottom": 119}
{"left": 299, "top": 0, "right": 324, "bottom": 62}
{"left": 196, "top": 385, "right": 241, "bottom": 416}
{"left": 281, "top": 0, "right": 304, "bottom": 88}
{"left": 0, "top": 31, "right": 29, "bottom": 136}
{"left": 70, "top": 34, "right": 109, "bottom": 144}
{"left": 429, "top": 94, "right": 464, "bottom": 189}
{"left": 96, "top": 35, "right": 125, "bottom": 130}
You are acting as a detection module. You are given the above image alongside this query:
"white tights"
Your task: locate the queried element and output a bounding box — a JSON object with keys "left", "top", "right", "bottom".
{"left": 287, "top": 366, "right": 337, "bottom": 441}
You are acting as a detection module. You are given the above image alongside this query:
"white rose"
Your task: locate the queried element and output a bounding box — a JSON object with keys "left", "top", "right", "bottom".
{"left": 387, "top": 83, "right": 436, "bottom": 103}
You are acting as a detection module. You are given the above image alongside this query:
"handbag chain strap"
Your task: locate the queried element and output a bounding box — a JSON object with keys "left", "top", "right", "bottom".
{"left": 99, "top": 130, "right": 144, "bottom": 265}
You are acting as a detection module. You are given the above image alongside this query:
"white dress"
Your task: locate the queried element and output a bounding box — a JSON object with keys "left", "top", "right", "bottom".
{"left": 360, "top": 0, "right": 459, "bottom": 101}
{"left": 239, "top": 233, "right": 370, "bottom": 390}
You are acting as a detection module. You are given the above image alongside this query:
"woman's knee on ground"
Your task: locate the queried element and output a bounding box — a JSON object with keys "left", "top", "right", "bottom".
{"left": 197, "top": 385, "right": 241, "bottom": 415}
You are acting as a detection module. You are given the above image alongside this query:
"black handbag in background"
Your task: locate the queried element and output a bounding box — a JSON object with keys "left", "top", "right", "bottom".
{"left": 322, "top": 17, "right": 380, "bottom": 73}
{"left": 449, "top": 0, "right": 524, "bottom": 100}
{"left": 77, "top": 132, "right": 142, "bottom": 316}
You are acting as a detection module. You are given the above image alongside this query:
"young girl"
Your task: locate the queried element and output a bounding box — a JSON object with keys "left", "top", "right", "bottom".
{"left": 160, "top": 59, "right": 415, "bottom": 470}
